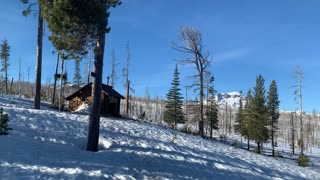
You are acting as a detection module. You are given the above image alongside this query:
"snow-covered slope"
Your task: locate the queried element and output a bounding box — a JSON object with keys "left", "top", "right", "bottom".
{"left": 0, "top": 94, "right": 319, "bottom": 179}
{"left": 217, "top": 92, "right": 243, "bottom": 108}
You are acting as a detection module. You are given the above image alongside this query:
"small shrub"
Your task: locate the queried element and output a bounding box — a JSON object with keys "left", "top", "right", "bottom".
{"left": 180, "top": 128, "right": 198, "bottom": 136}
{"left": 297, "top": 139, "right": 302, "bottom": 147}
{"left": 219, "top": 134, "right": 227, "bottom": 142}
{"left": 171, "top": 131, "right": 179, "bottom": 144}
{"left": 231, "top": 140, "right": 239, "bottom": 147}
{"left": 138, "top": 111, "right": 146, "bottom": 120}
{"left": 275, "top": 151, "right": 283, "bottom": 159}
{"left": 0, "top": 108, "right": 10, "bottom": 135}
{"left": 296, "top": 154, "right": 309, "bottom": 167}
{"left": 252, "top": 148, "right": 260, "bottom": 154}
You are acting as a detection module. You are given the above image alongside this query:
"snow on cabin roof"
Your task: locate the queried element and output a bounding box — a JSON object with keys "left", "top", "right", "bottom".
{"left": 65, "top": 82, "right": 124, "bottom": 100}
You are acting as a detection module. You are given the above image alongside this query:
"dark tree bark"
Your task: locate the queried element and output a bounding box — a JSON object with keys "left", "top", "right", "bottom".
{"left": 34, "top": 5, "right": 43, "bottom": 109}
{"left": 125, "top": 80, "right": 130, "bottom": 117}
{"left": 87, "top": 17, "right": 106, "bottom": 152}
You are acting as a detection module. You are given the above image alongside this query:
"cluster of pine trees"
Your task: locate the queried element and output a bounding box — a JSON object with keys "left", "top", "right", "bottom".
{"left": 234, "top": 75, "right": 280, "bottom": 155}
{"left": 163, "top": 63, "right": 219, "bottom": 138}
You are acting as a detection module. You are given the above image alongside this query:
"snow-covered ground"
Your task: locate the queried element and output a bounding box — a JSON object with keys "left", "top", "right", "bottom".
{"left": 0, "top": 94, "right": 319, "bottom": 179}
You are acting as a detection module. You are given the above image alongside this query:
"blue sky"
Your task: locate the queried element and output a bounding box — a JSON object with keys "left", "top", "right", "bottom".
{"left": 0, "top": 0, "right": 319, "bottom": 112}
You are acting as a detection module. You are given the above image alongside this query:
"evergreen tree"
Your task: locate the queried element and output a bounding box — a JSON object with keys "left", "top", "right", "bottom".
{"left": 0, "top": 39, "right": 10, "bottom": 94}
{"left": 243, "top": 89, "right": 252, "bottom": 150}
{"left": 234, "top": 90, "right": 245, "bottom": 140}
{"left": 205, "top": 76, "right": 219, "bottom": 138}
{"left": 164, "top": 64, "right": 184, "bottom": 129}
{"left": 74, "top": 58, "right": 82, "bottom": 87}
{"left": 40, "top": 0, "right": 121, "bottom": 152}
{"left": 267, "top": 80, "right": 280, "bottom": 156}
{"left": 0, "top": 108, "right": 10, "bottom": 135}
{"left": 247, "top": 75, "right": 269, "bottom": 153}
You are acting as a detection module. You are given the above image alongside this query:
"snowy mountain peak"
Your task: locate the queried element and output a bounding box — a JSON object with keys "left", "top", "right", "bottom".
{"left": 217, "top": 92, "right": 244, "bottom": 108}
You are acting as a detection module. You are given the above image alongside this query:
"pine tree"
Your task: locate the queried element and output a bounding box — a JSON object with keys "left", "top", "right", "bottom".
{"left": 234, "top": 90, "right": 245, "bottom": 141}
{"left": 243, "top": 89, "right": 252, "bottom": 150}
{"left": 247, "top": 75, "right": 269, "bottom": 153}
{"left": 0, "top": 108, "right": 10, "bottom": 135}
{"left": 40, "top": 0, "right": 121, "bottom": 152}
{"left": 74, "top": 58, "right": 82, "bottom": 87}
{"left": 267, "top": 80, "right": 280, "bottom": 156}
{"left": 164, "top": 64, "right": 184, "bottom": 129}
{"left": 0, "top": 39, "right": 10, "bottom": 94}
{"left": 205, "top": 76, "right": 219, "bottom": 138}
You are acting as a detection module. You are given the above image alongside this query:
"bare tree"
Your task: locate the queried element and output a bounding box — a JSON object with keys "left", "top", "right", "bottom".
{"left": 290, "top": 112, "right": 296, "bottom": 155}
{"left": 52, "top": 52, "right": 59, "bottom": 105}
{"left": 74, "top": 58, "right": 82, "bottom": 87}
{"left": 18, "top": 57, "right": 22, "bottom": 97}
{"left": 123, "top": 42, "right": 131, "bottom": 117}
{"left": 295, "top": 66, "right": 304, "bottom": 155}
{"left": 21, "top": 0, "right": 44, "bottom": 109}
{"left": 87, "top": 52, "right": 92, "bottom": 84}
{"left": 110, "top": 49, "right": 117, "bottom": 87}
{"left": 172, "top": 25, "right": 211, "bottom": 138}
{"left": 59, "top": 58, "right": 65, "bottom": 111}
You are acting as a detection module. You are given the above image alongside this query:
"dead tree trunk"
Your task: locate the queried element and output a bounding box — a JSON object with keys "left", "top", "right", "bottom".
{"left": 296, "top": 67, "right": 304, "bottom": 155}
{"left": 59, "top": 59, "right": 64, "bottom": 111}
{"left": 52, "top": 53, "right": 59, "bottom": 105}
{"left": 291, "top": 112, "right": 295, "bottom": 155}
{"left": 125, "top": 80, "right": 130, "bottom": 117}
{"left": 172, "top": 26, "right": 211, "bottom": 138}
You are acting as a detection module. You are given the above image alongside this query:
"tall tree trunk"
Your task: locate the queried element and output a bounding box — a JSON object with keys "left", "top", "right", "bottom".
{"left": 4, "top": 58, "right": 8, "bottom": 94}
{"left": 210, "top": 114, "right": 213, "bottom": 139}
{"left": 298, "top": 79, "right": 303, "bottom": 155}
{"left": 247, "top": 137, "right": 250, "bottom": 150}
{"left": 87, "top": 19, "right": 106, "bottom": 152}
{"left": 52, "top": 53, "right": 60, "bottom": 105}
{"left": 291, "top": 112, "right": 295, "bottom": 155}
{"left": 125, "top": 80, "right": 130, "bottom": 117}
{"left": 59, "top": 59, "right": 64, "bottom": 111}
{"left": 87, "top": 56, "right": 91, "bottom": 84}
{"left": 199, "top": 74, "right": 204, "bottom": 138}
{"left": 18, "top": 57, "right": 22, "bottom": 97}
{"left": 272, "top": 120, "right": 275, "bottom": 156}
{"left": 34, "top": 5, "right": 43, "bottom": 109}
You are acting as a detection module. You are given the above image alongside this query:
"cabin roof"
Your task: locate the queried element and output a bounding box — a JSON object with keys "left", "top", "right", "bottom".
{"left": 65, "top": 82, "right": 125, "bottom": 100}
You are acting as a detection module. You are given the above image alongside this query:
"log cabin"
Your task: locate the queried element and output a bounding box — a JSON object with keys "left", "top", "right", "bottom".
{"left": 65, "top": 82, "right": 124, "bottom": 116}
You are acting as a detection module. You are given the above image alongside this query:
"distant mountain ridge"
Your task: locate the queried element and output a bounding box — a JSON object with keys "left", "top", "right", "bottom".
{"left": 216, "top": 92, "right": 244, "bottom": 108}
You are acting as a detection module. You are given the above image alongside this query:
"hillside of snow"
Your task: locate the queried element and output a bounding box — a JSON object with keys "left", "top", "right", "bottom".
{"left": 0, "top": 94, "right": 319, "bottom": 179}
